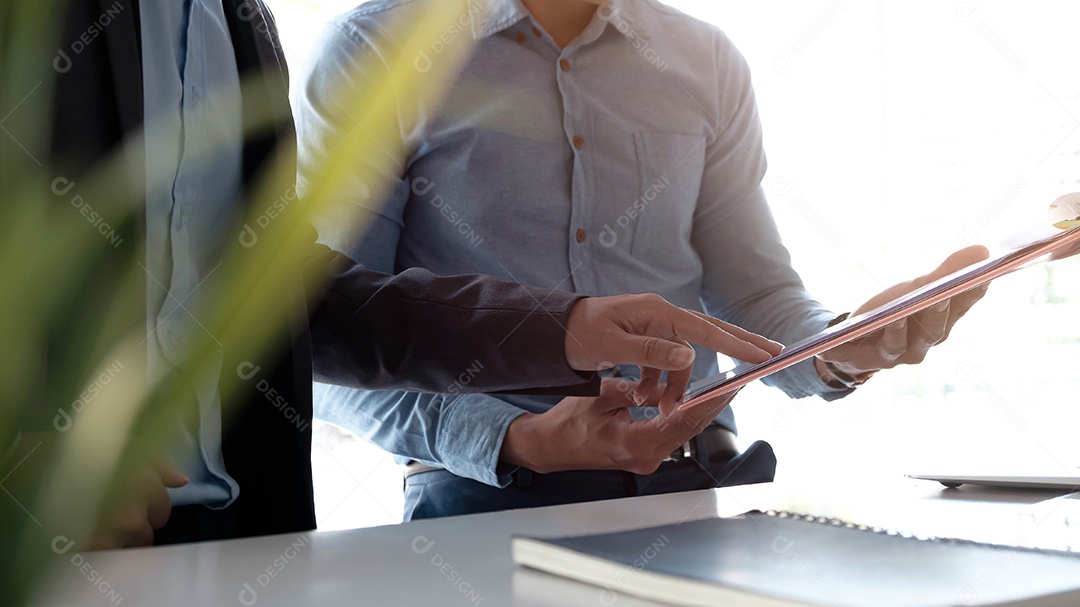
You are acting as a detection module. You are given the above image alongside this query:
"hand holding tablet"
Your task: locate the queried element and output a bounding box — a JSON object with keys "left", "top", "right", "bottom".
{"left": 680, "top": 197, "right": 1080, "bottom": 411}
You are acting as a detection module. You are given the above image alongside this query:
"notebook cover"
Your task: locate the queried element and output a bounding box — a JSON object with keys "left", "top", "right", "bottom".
{"left": 513, "top": 512, "right": 1080, "bottom": 607}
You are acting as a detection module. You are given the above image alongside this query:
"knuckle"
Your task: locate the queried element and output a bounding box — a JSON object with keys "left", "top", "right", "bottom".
{"left": 631, "top": 293, "right": 666, "bottom": 312}
{"left": 632, "top": 458, "right": 663, "bottom": 475}
{"left": 642, "top": 337, "right": 663, "bottom": 360}
{"left": 881, "top": 345, "right": 905, "bottom": 361}
{"left": 532, "top": 462, "right": 555, "bottom": 475}
{"left": 906, "top": 351, "right": 929, "bottom": 364}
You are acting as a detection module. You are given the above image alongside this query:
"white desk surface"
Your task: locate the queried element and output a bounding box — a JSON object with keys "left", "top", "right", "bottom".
{"left": 33, "top": 478, "right": 1080, "bottom": 607}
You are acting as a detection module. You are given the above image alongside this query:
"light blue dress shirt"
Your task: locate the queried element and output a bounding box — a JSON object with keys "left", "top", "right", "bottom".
{"left": 142, "top": 0, "right": 244, "bottom": 507}
{"left": 297, "top": 0, "right": 842, "bottom": 488}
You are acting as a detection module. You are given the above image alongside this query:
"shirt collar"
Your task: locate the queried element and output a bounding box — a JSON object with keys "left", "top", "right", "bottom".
{"left": 469, "top": 0, "right": 650, "bottom": 42}
{"left": 469, "top": 0, "right": 530, "bottom": 40}
{"left": 595, "top": 0, "right": 650, "bottom": 41}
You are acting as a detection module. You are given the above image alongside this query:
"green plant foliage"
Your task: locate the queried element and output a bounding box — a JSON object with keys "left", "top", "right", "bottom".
{"left": 0, "top": 1, "right": 479, "bottom": 604}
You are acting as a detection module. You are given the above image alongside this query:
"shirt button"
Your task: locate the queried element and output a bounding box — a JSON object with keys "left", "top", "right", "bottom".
{"left": 515, "top": 32, "right": 527, "bottom": 44}
{"left": 559, "top": 59, "right": 571, "bottom": 71}
{"left": 575, "top": 229, "right": 586, "bottom": 243}
{"left": 572, "top": 135, "right": 585, "bottom": 149}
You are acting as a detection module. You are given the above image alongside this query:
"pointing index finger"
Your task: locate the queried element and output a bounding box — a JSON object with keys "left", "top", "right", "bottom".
{"left": 682, "top": 309, "right": 784, "bottom": 360}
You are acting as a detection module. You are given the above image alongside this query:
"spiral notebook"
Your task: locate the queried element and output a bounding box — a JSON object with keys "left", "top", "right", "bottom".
{"left": 512, "top": 510, "right": 1080, "bottom": 607}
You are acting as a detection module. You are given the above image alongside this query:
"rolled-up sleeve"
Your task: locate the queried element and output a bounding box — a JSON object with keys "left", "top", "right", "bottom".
{"left": 313, "top": 382, "right": 528, "bottom": 487}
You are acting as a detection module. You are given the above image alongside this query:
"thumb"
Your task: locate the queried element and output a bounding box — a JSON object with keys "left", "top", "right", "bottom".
{"left": 153, "top": 458, "right": 190, "bottom": 489}
{"left": 620, "top": 335, "right": 696, "bottom": 371}
{"left": 589, "top": 380, "right": 642, "bottom": 412}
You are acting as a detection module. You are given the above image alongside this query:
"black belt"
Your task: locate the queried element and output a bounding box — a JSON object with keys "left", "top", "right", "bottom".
{"left": 664, "top": 425, "right": 739, "bottom": 464}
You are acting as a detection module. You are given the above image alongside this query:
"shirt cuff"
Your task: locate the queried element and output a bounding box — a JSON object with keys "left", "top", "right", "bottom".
{"left": 435, "top": 393, "right": 529, "bottom": 488}
{"left": 773, "top": 356, "right": 852, "bottom": 401}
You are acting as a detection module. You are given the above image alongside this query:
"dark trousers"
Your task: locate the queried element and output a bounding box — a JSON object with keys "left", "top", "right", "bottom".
{"left": 155, "top": 504, "right": 238, "bottom": 545}
{"left": 403, "top": 440, "right": 776, "bottom": 521}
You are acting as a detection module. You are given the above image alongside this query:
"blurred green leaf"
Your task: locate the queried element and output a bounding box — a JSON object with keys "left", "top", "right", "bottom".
{"left": 1, "top": 1, "right": 480, "bottom": 604}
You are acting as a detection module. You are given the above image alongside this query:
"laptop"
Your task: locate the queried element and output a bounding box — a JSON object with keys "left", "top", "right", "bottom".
{"left": 907, "top": 470, "right": 1080, "bottom": 490}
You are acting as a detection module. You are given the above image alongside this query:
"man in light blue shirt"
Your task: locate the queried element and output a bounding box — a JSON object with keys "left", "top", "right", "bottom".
{"left": 299, "top": 0, "right": 832, "bottom": 519}
{"left": 298, "top": 0, "right": 987, "bottom": 519}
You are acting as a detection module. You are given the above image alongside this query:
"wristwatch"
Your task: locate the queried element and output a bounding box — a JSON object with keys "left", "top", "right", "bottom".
{"left": 816, "top": 312, "right": 877, "bottom": 390}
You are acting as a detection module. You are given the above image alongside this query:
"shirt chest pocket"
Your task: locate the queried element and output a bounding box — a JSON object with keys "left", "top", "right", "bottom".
{"left": 630, "top": 132, "right": 707, "bottom": 269}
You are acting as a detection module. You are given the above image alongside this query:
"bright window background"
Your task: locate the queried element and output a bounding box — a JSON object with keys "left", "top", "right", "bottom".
{"left": 266, "top": 0, "right": 1080, "bottom": 531}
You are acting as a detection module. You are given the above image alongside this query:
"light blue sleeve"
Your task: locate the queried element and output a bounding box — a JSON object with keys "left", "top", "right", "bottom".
{"left": 313, "top": 383, "right": 529, "bottom": 487}
{"left": 294, "top": 16, "right": 410, "bottom": 257}
{"left": 691, "top": 33, "right": 844, "bottom": 400}
{"left": 298, "top": 14, "right": 533, "bottom": 487}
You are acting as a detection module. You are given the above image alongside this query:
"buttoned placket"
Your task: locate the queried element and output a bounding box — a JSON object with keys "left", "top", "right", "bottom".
{"left": 541, "top": 16, "right": 611, "bottom": 296}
